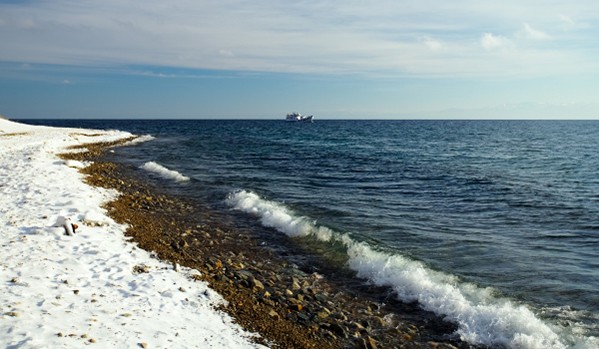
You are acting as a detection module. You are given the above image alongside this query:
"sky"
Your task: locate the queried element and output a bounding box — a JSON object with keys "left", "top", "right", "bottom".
{"left": 0, "top": 0, "right": 598, "bottom": 119}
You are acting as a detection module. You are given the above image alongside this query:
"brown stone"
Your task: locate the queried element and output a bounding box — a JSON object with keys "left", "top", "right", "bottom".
{"left": 251, "top": 278, "right": 265, "bottom": 290}
{"left": 365, "top": 336, "right": 377, "bottom": 349}
{"left": 289, "top": 303, "right": 303, "bottom": 311}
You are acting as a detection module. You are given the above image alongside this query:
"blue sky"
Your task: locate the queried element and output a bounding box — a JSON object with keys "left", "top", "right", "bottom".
{"left": 1, "top": 0, "right": 598, "bottom": 119}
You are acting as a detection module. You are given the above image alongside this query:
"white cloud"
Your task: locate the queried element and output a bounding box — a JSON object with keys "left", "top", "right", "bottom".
{"left": 520, "top": 23, "right": 550, "bottom": 40}
{"left": 0, "top": 0, "right": 597, "bottom": 78}
{"left": 557, "top": 13, "right": 591, "bottom": 31}
{"left": 558, "top": 14, "right": 575, "bottom": 26}
{"left": 480, "top": 33, "right": 511, "bottom": 50}
{"left": 422, "top": 37, "right": 443, "bottom": 52}
{"left": 219, "top": 49, "right": 234, "bottom": 57}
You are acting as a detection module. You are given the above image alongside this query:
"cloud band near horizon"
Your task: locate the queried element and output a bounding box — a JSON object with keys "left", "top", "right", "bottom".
{"left": 1, "top": 0, "right": 597, "bottom": 78}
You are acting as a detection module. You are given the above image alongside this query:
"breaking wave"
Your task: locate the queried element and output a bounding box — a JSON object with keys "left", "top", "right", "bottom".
{"left": 140, "top": 161, "right": 190, "bottom": 182}
{"left": 124, "top": 134, "right": 155, "bottom": 146}
{"left": 227, "top": 190, "right": 597, "bottom": 349}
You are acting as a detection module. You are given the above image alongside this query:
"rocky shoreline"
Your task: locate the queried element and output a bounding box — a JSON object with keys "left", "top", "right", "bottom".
{"left": 61, "top": 137, "right": 482, "bottom": 349}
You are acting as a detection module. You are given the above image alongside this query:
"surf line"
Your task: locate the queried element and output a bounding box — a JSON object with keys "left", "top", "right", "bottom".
{"left": 227, "top": 190, "right": 568, "bottom": 349}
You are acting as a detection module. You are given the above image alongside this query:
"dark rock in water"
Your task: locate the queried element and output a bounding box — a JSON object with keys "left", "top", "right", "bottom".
{"left": 238, "top": 279, "right": 251, "bottom": 288}
{"left": 351, "top": 321, "right": 369, "bottom": 336}
{"left": 288, "top": 303, "right": 303, "bottom": 311}
{"left": 291, "top": 277, "right": 302, "bottom": 291}
{"left": 371, "top": 316, "right": 386, "bottom": 328}
{"left": 331, "top": 311, "right": 348, "bottom": 321}
{"left": 356, "top": 336, "right": 378, "bottom": 349}
{"left": 323, "top": 330, "right": 337, "bottom": 340}
{"left": 359, "top": 319, "right": 371, "bottom": 329}
{"left": 323, "top": 323, "right": 348, "bottom": 338}
{"left": 314, "top": 293, "right": 328, "bottom": 303}
{"left": 234, "top": 270, "right": 253, "bottom": 281}
{"left": 315, "top": 309, "right": 330, "bottom": 320}
{"left": 296, "top": 311, "right": 311, "bottom": 323}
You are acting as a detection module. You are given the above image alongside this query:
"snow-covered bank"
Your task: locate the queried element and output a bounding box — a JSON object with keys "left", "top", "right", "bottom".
{"left": 0, "top": 119, "right": 265, "bottom": 348}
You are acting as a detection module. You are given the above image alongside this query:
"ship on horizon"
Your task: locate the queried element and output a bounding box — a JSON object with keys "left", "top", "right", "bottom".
{"left": 285, "top": 112, "right": 314, "bottom": 122}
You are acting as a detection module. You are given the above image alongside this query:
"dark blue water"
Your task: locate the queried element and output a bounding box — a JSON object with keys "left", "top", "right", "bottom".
{"left": 23, "top": 119, "right": 599, "bottom": 348}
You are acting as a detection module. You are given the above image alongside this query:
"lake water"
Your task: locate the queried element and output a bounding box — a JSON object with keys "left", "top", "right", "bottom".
{"left": 24, "top": 119, "right": 599, "bottom": 349}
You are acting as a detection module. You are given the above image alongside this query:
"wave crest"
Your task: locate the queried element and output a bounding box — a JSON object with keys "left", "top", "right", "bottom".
{"left": 140, "top": 161, "right": 190, "bottom": 182}
{"left": 227, "top": 190, "right": 597, "bottom": 349}
{"left": 124, "top": 134, "right": 155, "bottom": 146}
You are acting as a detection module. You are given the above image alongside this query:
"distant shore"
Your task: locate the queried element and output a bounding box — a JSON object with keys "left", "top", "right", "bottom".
{"left": 65, "top": 135, "right": 477, "bottom": 348}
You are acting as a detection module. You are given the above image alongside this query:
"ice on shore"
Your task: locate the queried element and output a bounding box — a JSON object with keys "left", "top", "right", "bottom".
{"left": 0, "top": 118, "right": 264, "bottom": 348}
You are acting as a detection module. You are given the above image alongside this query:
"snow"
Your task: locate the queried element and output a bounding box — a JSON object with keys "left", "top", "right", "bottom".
{"left": 0, "top": 119, "right": 265, "bottom": 348}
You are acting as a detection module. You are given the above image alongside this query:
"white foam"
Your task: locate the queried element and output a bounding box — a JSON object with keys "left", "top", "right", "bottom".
{"left": 123, "top": 134, "right": 155, "bottom": 146}
{"left": 229, "top": 190, "right": 333, "bottom": 241}
{"left": 227, "top": 190, "right": 598, "bottom": 349}
{"left": 140, "top": 161, "right": 190, "bottom": 182}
